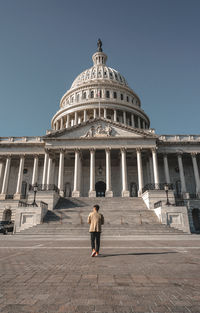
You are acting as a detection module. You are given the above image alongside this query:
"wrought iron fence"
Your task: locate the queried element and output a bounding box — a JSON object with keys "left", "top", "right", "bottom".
{"left": 142, "top": 183, "right": 174, "bottom": 193}
{"left": 29, "top": 184, "right": 59, "bottom": 193}
{"left": 154, "top": 200, "right": 162, "bottom": 209}
{"left": 18, "top": 200, "right": 48, "bottom": 209}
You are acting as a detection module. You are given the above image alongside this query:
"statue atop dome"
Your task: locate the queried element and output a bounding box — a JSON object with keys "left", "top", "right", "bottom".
{"left": 97, "top": 38, "right": 103, "bottom": 52}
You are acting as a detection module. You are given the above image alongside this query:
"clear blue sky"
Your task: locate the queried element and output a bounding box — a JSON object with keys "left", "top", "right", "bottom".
{"left": 0, "top": 0, "right": 199, "bottom": 136}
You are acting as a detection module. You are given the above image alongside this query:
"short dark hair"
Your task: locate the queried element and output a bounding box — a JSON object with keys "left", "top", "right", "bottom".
{"left": 93, "top": 204, "right": 100, "bottom": 211}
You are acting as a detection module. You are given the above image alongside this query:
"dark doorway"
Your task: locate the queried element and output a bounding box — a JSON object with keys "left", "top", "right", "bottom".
{"left": 130, "top": 182, "right": 138, "bottom": 197}
{"left": 175, "top": 180, "right": 181, "bottom": 198}
{"left": 65, "top": 183, "right": 71, "bottom": 197}
{"left": 95, "top": 181, "right": 106, "bottom": 197}
{"left": 3, "top": 209, "right": 12, "bottom": 222}
{"left": 192, "top": 209, "right": 200, "bottom": 232}
{"left": 21, "top": 181, "right": 27, "bottom": 199}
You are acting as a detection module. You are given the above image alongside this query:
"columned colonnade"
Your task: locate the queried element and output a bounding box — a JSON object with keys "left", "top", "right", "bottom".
{"left": 0, "top": 150, "right": 200, "bottom": 198}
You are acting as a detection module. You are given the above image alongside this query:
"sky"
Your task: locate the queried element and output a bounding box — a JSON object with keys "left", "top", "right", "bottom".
{"left": 0, "top": 0, "right": 199, "bottom": 137}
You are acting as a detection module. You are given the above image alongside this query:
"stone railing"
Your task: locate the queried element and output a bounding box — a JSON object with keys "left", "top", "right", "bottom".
{"left": 142, "top": 183, "right": 174, "bottom": 194}
{"left": 0, "top": 136, "right": 42, "bottom": 143}
{"left": 159, "top": 135, "right": 200, "bottom": 142}
{"left": 29, "top": 184, "right": 59, "bottom": 193}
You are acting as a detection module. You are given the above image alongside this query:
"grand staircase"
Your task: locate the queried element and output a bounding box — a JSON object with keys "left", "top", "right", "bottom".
{"left": 15, "top": 197, "right": 185, "bottom": 236}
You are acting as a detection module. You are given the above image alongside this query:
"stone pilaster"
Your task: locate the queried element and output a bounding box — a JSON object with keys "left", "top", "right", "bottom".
{"left": 152, "top": 148, "right": 160, "bottom": 186}
{"left": 14, "top": 155, "right": 25, "bottom": 200}
{"left": 191, "top": 153, "right": 200, "bottom": 196}
{"left": 89, "top": 149, "right": 96, "bottom": 197}
{"left": 105, "top": 148, "right": 113, "bottom": 197}
{"left": 72, "top": 150, "right": 80, "bottom": 197}
{"left": 121, "top": 148, "right": 130, "bottom": 197}
{"left": 58, "top": 150, "right": 65, "bottom": 196}
{"left": 0, "top": 156, "right": 11, "bottom": 199}
{"left": 136, "top": 148, "right": 144, "bottom": 196}
{"left": 32, "top": 155, "right": 39, "bottom": 185}
{"left": 163, "top": 154, "right": 170, "bottom": 184}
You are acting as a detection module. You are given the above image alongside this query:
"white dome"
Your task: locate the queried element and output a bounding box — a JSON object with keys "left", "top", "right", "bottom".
{"left": 71, "top": 65, "right": 128, "bottom": 89}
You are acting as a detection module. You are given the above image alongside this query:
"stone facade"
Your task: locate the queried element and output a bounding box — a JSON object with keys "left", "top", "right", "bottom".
{"left": 0, "top": 42, "right": 200, "bottom": 233}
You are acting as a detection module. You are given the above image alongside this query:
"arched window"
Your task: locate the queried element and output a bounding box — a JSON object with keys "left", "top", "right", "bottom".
{"left": 76, "top": 94, "right": 79, "bottom": 102}
{"left": 90, "top": 91, "right": 94, "bottom": 98}
{"left": 83, "top": 92, "right": 86, "bottom": 99}
{"left": 127, "top": 96, "right": 129, "bottom": 102}
{"left": 113, "top": 91, "right": 117, "bottom": 99}
{"left": 120, "top": 94, "right": 124, "bottom": 101}
{"left": 106, "top": 91, "right": 110, "bottom": 98}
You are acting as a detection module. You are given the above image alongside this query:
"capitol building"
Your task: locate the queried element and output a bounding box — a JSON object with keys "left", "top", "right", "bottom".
{"left": 0, "top": 40, "right": 200, "bottom": 234}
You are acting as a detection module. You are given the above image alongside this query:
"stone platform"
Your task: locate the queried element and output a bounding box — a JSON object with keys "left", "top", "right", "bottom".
{"left": 0, "top": 234, "right": 200, "bottom": 313}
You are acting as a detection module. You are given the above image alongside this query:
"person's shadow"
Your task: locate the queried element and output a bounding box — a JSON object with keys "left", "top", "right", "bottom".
{"left": 99, "top": 251, "right": 177, "bottom": 257}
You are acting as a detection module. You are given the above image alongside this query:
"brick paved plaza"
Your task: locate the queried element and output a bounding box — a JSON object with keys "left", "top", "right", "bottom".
{"left": 0, "top": 234, "right": 200, "bottom": 313}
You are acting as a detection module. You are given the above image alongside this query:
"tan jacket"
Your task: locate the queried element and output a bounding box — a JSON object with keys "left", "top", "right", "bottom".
{"left": 88, "top": 211, "right": 104, "bottom": 232}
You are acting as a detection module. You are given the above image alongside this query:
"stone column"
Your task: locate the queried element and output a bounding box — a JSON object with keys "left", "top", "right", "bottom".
{"left": 89, "top": 149, "right": 96, "bottom": 197}
{"left": 93, "top": 108, "right": 97, "bottom": 119}
{"left": 83, "top": 110, "right": 87, "bottom": 122}
{"left": 58, "top": 150, "right": 65, "bottom": 196}
{"left": 152, "top": 148, "right": 160, "bottom": 186}
{"left": 136, "top": 149, "right": 144, "bottom": 196}
{"left": 0, "top": 157, "right": 11, "bottom": 199}
{"left": 105, "top": 148, "right": 113, "bottom": 197}
{"left": 104, "top": 108, "right": 107, "bottom": 119}
{"left": 121, "top": 148, "right": 130, "bottom": 197}
{"left": 123, "top": 111, "right": 126, "bottom": 125}
{"left": 177, "top": 153, "right": 188, "bottom": 197}
{"left": 191, "top": 153, "right": 200, "bottom": 196}
{"left": 163, "top": 154, "right": 170, "bottom": 184}
{"left": 138, "top": 117, "right": 141, "bottom": 129}
{"left": 131, "top": 114, "right": 135, "bottom": 127}
{"left": 114, "top": 110, "right": 117, "bottom": 122}
{"left": 72, "top": 150, "right": 80, "bottom": 197}
{"left": 14, "top": 155, "right": 25, "bottom": 199}
{"left": 149, "top": 155, "right": 154, "bottom": 183}
{"left": 32, "top": 155, "right": 39, "bottom": 185}
{"left": 47, "top": 155, "right": 53, "bottom": 186}
{"left": 60, "top": 117, "right": 64, "bottom": 129}
{"left": 0, "top": 160, "right": 5, "bottom": 191}
{"left": 74, "top": 111, "right": 78, "bottom": 125}
{"left": 42, "top": 152, "right": 49, "bottom": 186}
{"left": 66, "top": 115, "right": 70, "bottom": 128}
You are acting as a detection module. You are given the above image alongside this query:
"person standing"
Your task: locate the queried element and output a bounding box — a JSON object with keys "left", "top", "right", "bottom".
{"left": 87, "top": 204, "right": 104, "bottom": 257}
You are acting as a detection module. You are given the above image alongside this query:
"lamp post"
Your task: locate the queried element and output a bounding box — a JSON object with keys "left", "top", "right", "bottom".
{"left": 32, "top": 183, "right": 38, "bottom": 207}
{"left": 164, "top": 184, "right": 170, "bottom": 206}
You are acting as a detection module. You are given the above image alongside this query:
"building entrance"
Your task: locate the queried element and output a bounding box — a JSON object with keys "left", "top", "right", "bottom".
{"left": 95, "top": 181, "right": 106, "bottom": 197}
{"left": 192, "top": 209, "right": 200, "bottom": 232}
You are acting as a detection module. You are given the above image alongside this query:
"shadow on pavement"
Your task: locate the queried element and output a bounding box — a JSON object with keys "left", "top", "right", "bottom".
{"left": 99, "top": 251, "right": 177, "bottom": 257}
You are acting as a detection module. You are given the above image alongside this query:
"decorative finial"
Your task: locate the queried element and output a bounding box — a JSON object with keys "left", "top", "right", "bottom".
{"left": 97, "top": 38, "right": 102, "bottom": 52}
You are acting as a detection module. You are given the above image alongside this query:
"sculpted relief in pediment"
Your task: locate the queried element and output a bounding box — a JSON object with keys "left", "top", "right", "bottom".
{"left": 81, "top": 124, "right": 113, "bottom": 138}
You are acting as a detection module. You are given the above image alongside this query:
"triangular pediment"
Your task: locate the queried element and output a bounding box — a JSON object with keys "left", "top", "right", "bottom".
{"left": 44, "top": 118, "right": 157, "bottom": 140}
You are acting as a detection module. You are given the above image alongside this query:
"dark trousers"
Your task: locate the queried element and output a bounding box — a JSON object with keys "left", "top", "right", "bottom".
{"left": 90, "top": 232, "right": 101, "bottom": 253}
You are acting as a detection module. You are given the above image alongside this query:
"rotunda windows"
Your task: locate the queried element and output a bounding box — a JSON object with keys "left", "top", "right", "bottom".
{"left": 127, "top": 96, "right": 129, "bottom": 102}
{"left": 90, "top": 90, "right": 94, "bottom": 98}
{"left": 83, "top": 92, "right": 87, "bottom": 99}
{"left": 120, "top": 93, "right": 124, "bottom": 101}
{"left": 106, "top": 91, "right": 110, "bottom": 98}
{"left": 113, "top": 91, "right": 117, "bottom": 99}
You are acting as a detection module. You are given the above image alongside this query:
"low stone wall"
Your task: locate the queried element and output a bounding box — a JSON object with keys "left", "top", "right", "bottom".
{"left": 142, "top": 190, "right": 175, "bottom": 210}
{"left": 154, "top": 205, "right": 190, "bottom": 233}
{"left": 14, "top": 204, "right": 48, "bottom": 233}
{"left": 27, "top": 191, "right": 60, "bottom": 210}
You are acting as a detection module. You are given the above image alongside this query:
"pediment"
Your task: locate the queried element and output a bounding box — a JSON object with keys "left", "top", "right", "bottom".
{"left": 44, "top": 118, "right": 157, "bottom": 141}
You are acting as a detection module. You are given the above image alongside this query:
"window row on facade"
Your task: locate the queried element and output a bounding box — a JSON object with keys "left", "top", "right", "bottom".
{"left": 63, "top": 89, "right": 139, "bottom": 107}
